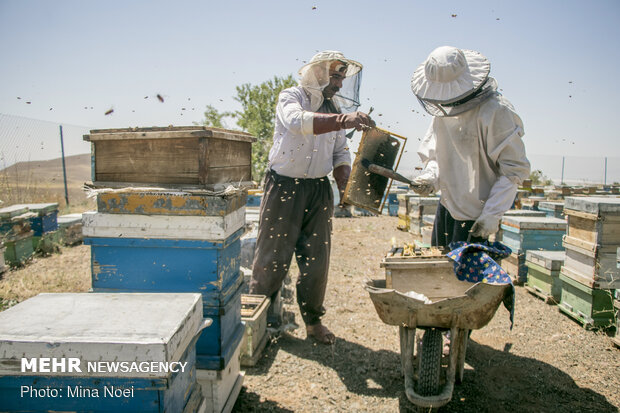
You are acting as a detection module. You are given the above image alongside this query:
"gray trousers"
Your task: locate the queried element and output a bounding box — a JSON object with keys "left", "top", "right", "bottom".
{"left": 249, "top": 169, "right": 334, "bottom": 325}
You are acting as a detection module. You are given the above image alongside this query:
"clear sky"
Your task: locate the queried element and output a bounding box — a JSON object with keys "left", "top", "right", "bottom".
{"left": 1, "top": 0, "right": 619, "bottom": 182}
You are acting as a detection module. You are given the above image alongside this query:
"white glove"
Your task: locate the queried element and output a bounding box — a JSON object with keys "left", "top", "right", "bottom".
{"left": 470, "top": 215, "right": 500, "bottom": 239}
{"left": 410, "top": 176, "right": 434, "bottom": 197}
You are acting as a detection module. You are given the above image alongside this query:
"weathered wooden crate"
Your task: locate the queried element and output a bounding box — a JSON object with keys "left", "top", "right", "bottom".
{"left": 525, "top": 250, "right": 565, "bottom": 303}
{"left": 0, "top": 292, "right": 204, "bottom": 412}
{"left": 82, "top": 209, "right": 245, "bottom": 241}
{"left": 538, "top": 201, "right": 564, "bottom": 219}
{"left": 381, "top": 254, "right": 459, "bottom": 296}
{"left": 57, "top": 213, "right": 83, "bottom": 245}
{"left": 197, "top": 340, "right": 244, "bottom": 413}
{"left": 501, "top": 252, "right": 528, "bottom": 285}
{"left": 96, "top": 190, "right": 246, "bottom": 216}
{"left": 240, "top": 294, "right": 270, "bottom": 367}
{"left": 558, "top": 268, "right": 616, "bottom": 329}
{"left": 3, "top": 230, "right": 34, "bottom": 266}
{"left": 562, "top": 237, "right": 619, "bottom": 289}
{"left": 499, "top": 216, "right": 566, "bottom": 254}
{"left": 563, "top": 196, "right": 620, "bottom": 249}
{"left": 84, "top": 126, "right": 256, "bottom": 188}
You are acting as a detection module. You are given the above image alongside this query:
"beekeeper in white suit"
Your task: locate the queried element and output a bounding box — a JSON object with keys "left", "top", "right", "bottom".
{"left": 250, "top": 51, "right": 374, "bottom": 345}
{"left": 410, "top": 46, "right": 530, "bottom": 247}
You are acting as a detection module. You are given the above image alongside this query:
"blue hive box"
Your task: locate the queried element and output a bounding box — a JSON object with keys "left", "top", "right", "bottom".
{"left": 500, "top": 216, "right": 566, "bottom": 254}
{"left": 85, "top": 228, "right": 243, "bottom": 302}
{"left": 13, "top": 203, "right": 59, "bottom": 236}
{"left": 0, "top": 292, "right": 205, "bottom": 412}
{"left": 196, "top": 283, "right": 243, "bottom": 360}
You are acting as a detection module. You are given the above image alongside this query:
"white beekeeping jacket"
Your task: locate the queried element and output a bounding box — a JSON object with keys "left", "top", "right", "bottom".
{"left": 268, "top": 86, "right": 351, "bottom": 179}
{"left": 417, "top": 93, "right": 530, "bottom": 221}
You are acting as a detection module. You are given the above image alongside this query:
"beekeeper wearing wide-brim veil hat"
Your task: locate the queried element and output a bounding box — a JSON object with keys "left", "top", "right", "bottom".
{"left": 249, "top": 51, "right": 374, "bottom": 345}
{"left": 410, "top": 46, "right": 530, "bottom": 247}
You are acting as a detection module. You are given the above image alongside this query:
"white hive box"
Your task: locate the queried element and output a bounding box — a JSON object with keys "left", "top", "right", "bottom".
{"left": 82, "top": 209, "right": 245, "bottom": 241}
{"left": 562, "top": 197, "right": 620, "bottom": 289}
{"left": 0, "top": 293, "right": 206, "bottom": 412}
{"left": 197, "top": 340, "right": 244, "bottom": 413}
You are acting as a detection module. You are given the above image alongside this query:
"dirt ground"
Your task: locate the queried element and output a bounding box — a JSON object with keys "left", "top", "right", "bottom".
{"left": 232, "top": 216, "right": 620, "bottom": 413}
{"left": 1, "top": 215, "right": 618, "bottom": 412}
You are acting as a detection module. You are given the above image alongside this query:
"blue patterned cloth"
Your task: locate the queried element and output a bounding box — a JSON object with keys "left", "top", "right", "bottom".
{"left": 447, "top": 241, "right": 515, "bottom": 329}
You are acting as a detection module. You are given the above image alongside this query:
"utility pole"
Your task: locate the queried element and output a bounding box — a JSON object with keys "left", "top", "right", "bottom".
{"left": 560, "top": 156, "right": 565, "bottom": 185}
{"left": 59, "top": 125, "right": 69, "bottom": 205}
{"left": 604, "top": 157, "right": 607, "bottom": 186}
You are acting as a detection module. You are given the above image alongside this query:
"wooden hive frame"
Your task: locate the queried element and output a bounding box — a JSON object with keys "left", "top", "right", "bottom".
{"left": 343, "top": 127, "right": 407, "bottom": 215}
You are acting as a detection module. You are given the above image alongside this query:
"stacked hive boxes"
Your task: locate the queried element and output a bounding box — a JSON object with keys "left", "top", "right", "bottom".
{"left": 496, "top": 209, "right": 546, "bottom": 243}
{"left": 385, "top": 187, "right": 407, "bottom": 216}
{"left": 0, "top": 205, "right": 35, "bottom": 266}
{"left": 83, "top": 126, "right": 256, "bottom": 412}
{"left": 15, "top": 203, "right": 60, "bottom": 253}
{"left": 520, "top": 196, "right": 545, "bottom": 211}
{"left": 0, "top": 292, "right": 205, "bottom": 412}
{"left": 538, "top": 201, "right": 565, "bottom": 219}
{"left": 499, "top": 216, "right": 566, "bottom": 284}
{"left": 408, "top": 196, "right": 439, "bottom": 237}
{"left": 559, "top": 197, "right": 618, "bottom": 328}
{"left": 57, "top": 213, "right": 84, "bottom": 245}
{"left": 525, "top": 250, "right": 565, "bottom": 303}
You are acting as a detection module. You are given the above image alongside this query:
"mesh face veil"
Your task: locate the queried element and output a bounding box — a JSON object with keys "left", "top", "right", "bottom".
{"left": 417, "top": 77, "right": 499, "bottom": 117}
{"left": 298, "top": 51, "right": 363, "bottom": 113}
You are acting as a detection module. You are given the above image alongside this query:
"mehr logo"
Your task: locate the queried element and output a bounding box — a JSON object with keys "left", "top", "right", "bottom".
{"left": 21, "top": 358, "right": 82, "bottom": 373}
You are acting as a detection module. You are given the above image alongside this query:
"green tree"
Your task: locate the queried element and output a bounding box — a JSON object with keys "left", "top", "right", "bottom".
{"left": 197, "top": 74, "right": 297, "bottom": 183}
{"left": 530, "top": 169, "right": 554, "bottom": 186}
{"left": 233, "top": 75, "right": 297, "bottom": 182}
{"left": 195, "top": 104, "right": 233, "bottom": 128}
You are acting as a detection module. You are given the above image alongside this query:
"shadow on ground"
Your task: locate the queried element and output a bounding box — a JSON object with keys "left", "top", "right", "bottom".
{"left": 238, "top": 334, "right": 617, "bottom": 412}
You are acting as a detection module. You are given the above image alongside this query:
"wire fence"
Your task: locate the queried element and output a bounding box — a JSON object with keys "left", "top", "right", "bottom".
{"left": 528, "top": 154, "right": 620, "bottom": 186}
{"left": 0, "top": 113, "right": 618, "bottom": 210}
{"left": 0, "top": 113, "right": 92, "bottom": 209}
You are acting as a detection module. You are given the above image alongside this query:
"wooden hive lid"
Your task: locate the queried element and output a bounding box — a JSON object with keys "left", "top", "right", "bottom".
{"left": 84, "top": 125, "right": 256, "bottom": 143}
{"left": 501, "top": 216, "right": 566, "bottom": 231}
{"left": 0, "top": 205, "right": 29, "bottom": 219}
{"left": 526, "top": 250, "right": 565, "bottom": 270}
{"left": 0, "top": 293, "right": 204, "bottom": 378}
{"left": 564, "top": 196, "right": 620, "bottom": 216}
{"left": 503, "top": 209, "right": 546, "bottom": 217}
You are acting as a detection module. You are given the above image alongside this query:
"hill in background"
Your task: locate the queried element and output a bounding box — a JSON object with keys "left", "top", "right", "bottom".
{"left": 0, "top": 153, "right": 93, "bottom": 212}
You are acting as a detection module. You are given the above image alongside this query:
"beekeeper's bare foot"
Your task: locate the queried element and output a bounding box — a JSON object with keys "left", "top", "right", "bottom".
{"left": 306, "top": 323, "right": 335, "bottom": 345}
{"left": 443, "top": 337, "right": 451, "bottom": 356}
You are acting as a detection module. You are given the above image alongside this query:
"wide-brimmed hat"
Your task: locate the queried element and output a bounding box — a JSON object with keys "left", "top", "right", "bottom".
{"left": 411, "top": 46, "right": 490, "bottom": 104}
{"left": 298, "top": 50, "right": 362, "bottom": 78}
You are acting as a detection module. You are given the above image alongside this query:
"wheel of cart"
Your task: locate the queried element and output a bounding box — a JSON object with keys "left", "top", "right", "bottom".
{"left": 365, "top": 255, "right": 511, "bottom": 410}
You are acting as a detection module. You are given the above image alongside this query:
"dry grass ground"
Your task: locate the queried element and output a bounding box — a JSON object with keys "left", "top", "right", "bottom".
{"left": 0, "top": 214, "right": 618, "bottom": 412}
{"left": 0, "top": 244, "right": 91, "bottom": 310}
